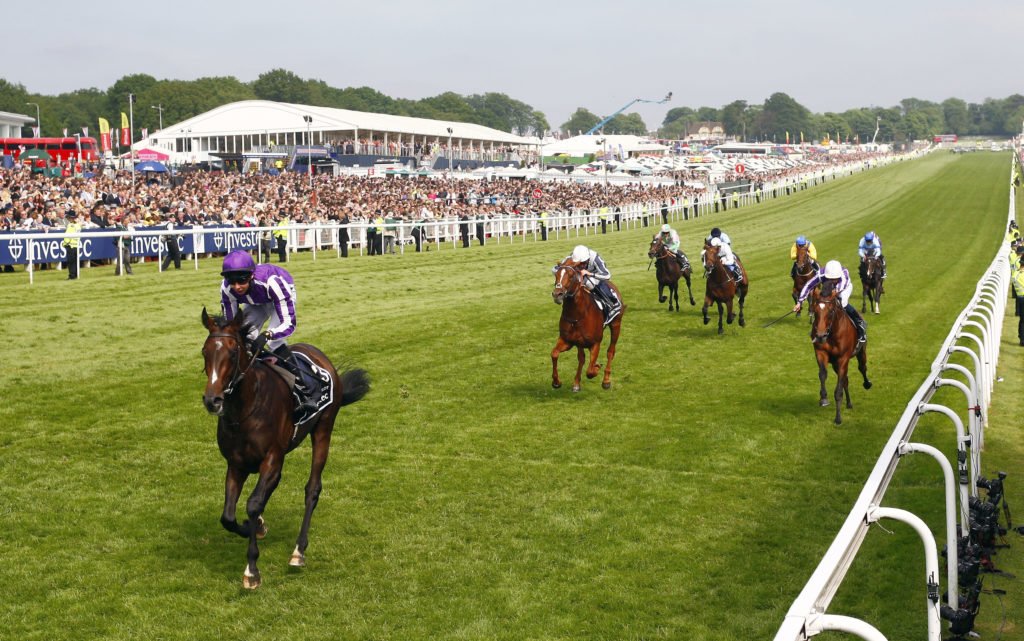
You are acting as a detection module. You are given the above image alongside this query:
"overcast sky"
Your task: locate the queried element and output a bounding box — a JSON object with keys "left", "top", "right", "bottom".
{"left": 9, "top": 0, "right": 1022, "bottom": 130}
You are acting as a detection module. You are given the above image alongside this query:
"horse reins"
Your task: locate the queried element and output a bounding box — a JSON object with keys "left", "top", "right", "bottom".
{"left": 206, "top": 331, "right": 258, "bottom": 396}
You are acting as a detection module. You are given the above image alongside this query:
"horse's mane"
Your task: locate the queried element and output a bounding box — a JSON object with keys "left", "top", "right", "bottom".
{"left": 820, "top": 279, "right": 838, "bottom": 298}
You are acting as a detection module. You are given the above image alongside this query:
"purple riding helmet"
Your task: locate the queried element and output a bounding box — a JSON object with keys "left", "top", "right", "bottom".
{"left": 221, "top": 250, "right": 256, "bottom": 279}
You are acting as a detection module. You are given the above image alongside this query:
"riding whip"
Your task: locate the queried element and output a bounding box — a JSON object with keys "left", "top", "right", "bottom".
{"left": 762, "top": 309, "right": 796, "bottom": 328}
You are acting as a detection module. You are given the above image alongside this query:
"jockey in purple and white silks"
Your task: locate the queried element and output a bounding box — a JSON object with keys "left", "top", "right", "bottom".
{"left": 219, "top": 249, "right": 319, "bottom": 414}
{"left": 792, "top": 259, "right": 867, "bottom": 343}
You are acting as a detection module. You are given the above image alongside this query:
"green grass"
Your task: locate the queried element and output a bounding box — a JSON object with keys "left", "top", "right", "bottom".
{"left": 1, "top": 151, "right": 1022, "bottom": 641}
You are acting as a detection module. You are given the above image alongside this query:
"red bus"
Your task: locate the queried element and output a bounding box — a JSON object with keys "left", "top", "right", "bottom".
{"left": 0, "top": 137, "right": 101, "bottom": 163}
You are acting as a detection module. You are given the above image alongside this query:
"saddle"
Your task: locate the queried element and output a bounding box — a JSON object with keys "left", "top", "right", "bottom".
{"left": 258, "top": 352, "right": 335, "bottom": 425}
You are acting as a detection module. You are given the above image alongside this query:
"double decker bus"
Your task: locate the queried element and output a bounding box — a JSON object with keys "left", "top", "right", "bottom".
{"left": 0, "top": 137, "right": 101, "bottom": 163}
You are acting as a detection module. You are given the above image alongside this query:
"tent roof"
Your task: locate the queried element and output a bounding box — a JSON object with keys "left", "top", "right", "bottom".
{"left": 542, "top": 134, "right": 668, "bottom": 156}
{"left": 139, "top": 100, "right": 529, "bottom": 147}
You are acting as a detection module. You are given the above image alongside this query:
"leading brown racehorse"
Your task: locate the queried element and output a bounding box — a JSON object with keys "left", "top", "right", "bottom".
{"left": 701, "top": 241, "right": 748, "bottom": 334}
{"left": 791, "top": 243, "right": 817, "bottom": 318}
{"left": 648, "top": 236, "right": 695, "bottom": 311}
{"left": 201, "top": 307, "right": 370, "bottom": 589}
{"left": 808, "top": 285, "right": 872, "bottom": 425}
{"left": 551, "top": 260, "right": 624, "bottom": 391}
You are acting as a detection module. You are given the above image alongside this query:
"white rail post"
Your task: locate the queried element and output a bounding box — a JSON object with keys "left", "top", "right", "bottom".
{"left": 865, "top": 506, "right": 942, "bottom": 641}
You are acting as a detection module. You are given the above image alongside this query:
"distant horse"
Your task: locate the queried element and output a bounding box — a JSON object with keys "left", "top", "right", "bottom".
{"left": 701, "top": 241, "right": 748, "bottom": 334}
{"left": 648, "top": 236, "right": 695, "bottom": 311}
{"left": 551, "top": 261, "right": 624, "bottom": 391}
{"left": 808, "top": 284, "right": 872, "bottom": 425}
{"left": 201, "top": 307, "right": 370, "bottom": 589}
{"left": 791, "top": 243, "right": 817, "bottom": 317}
{"left": 859, "top": 252, "right": 883, "bottom": 314}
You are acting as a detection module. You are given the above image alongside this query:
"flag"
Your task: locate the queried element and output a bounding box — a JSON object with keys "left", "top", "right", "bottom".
{"left": 785, "top": 131, "right": 790, "bottom": 144}
{"left": 98, "top": 118, "right": 111, "bottom": 152}
{"left": 120, "top": 113, "right": 130, "bottom": 146}
{"left": 32, "top": 127, "right": 40, "bottom": 138}
{"left": 82, "top": 127, "right": 89, "bottom": 137}
{"left": 141, "top": 128, "right": 148, "bottom": 139}
{"left": 800, "top": 131, "right": 804, "bottom": 143}
{"left": 63, "top": 128, "right": 68, "bottom": 137}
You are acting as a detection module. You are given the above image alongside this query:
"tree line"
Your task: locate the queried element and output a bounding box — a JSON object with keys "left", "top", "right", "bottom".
{"left": 1, "top": 69, "right": 1021, "bottom": 143}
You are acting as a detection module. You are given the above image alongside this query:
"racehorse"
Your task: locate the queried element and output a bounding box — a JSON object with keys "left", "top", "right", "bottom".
{"left": 551, "top": 260, "right": 624, "bottom": 391}
{"left": 648, "top": 236, "right": 695, "bottom": 311}
{"left": 201, "top": 307, "right": 370, "bottom": 589}
{"left": 808, "top": 284, "right": 872, "bottom": 425}
{"left": 791, "top": 243, "right": 817, "bottom": 317}
{"left": 859, "top": 253, "right": 883, "bottom": 315}
{"left": 701, "top": 241, "right": 748, "bottom": 334}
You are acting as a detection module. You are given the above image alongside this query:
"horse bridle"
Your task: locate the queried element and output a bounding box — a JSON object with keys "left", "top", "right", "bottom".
{"left": 553, "top": 263, "right": 582, "bottom": 298}
{"left": 812, "top": 294, "right": 840, "bottom": 342}
{"left": 205, "top": 331, "right": 255, "bottom": 396}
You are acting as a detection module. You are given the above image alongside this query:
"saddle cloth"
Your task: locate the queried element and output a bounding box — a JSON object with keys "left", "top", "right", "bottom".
{"left": 260, "top": 352, "right": 335, "bottom": 425}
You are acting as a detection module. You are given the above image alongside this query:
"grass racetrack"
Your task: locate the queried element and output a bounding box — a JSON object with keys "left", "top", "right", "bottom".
{"left": 2, "top": 151, "right": 1022, "bottom": 640}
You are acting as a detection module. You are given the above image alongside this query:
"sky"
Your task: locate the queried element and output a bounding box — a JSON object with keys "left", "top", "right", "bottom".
{"left": 9, "top": 0, "right": 1023, "bottom": 130}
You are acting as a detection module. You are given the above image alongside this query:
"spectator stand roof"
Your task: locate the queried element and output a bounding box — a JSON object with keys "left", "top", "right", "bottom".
{"left": 134, "top": 100, "right": 531, "bottom": 160}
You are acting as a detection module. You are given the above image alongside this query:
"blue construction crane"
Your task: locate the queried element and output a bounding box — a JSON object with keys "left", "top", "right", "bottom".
{"left": 584, "top": 92, "right": 672, "bottom": 135}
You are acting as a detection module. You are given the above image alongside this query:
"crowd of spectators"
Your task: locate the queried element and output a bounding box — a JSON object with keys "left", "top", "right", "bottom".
{"left": 0, "top": 147, "right": 895, "bottom": 273}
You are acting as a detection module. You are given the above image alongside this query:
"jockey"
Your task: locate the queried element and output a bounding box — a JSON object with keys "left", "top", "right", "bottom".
{"left": 562, "top": 244, "right": 622, "bottom": 325}
{"left": 793, "top": 259, "right": 867, "bottom": 344}
{"left": 858, "top": 231, "right": 886, "bottom": 279}
{"left": 220, "top": 249, "right": 321, "bottom": 415}
{"left": 707, "top": 227, "right": 732, "bottom": 246}
{"left": 708, "top": 237, "right": 743, "bottom": 283}
{"left": 789, "top": 234, "right": 819, "bottom": 278}
{"left": 655, "top": 223, "right": 690, "bottom": 270}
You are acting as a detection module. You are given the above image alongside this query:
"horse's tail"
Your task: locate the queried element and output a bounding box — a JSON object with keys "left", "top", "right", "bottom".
{"left": 338, "top": 368, "right": 371, "bottom": 406}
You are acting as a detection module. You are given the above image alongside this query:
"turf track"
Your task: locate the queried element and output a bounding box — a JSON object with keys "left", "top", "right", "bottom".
{"left": 1, "top": 151, "right": 1019, "bottom": 640}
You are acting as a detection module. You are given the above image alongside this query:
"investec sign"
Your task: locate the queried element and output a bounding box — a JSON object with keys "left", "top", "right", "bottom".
{"left": 0, "top": 225, "right": 262, "bottom": 265}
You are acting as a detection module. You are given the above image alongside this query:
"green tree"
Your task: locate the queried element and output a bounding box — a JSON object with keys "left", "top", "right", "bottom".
{"left": 466, "top": 93, "right": 547, "bottom": 135}
{"left": 604, "top": 112, "right": 647, "bottom": 135}
{"left": 561, "top": 108, "right": 600, "bottom": 136}
{"left": 942, "top": 98, "right": 969, "bottom": 135}
{"left": 721, "top": 100, "right": 748, "bottom": 140}
{"left": 106, "top": 74, "right": 158, "bottom": 113}
{"left": 757, "top": 93, "right": 810, "bottom": 142}
{"left": 411, "top": 92, "right": 476, "bottom": 123}
{"left": 0, "top": 78, "right": 30, "bottom": 121}
{"left": 252, "top": 69, "right": 310, "bottom": 104}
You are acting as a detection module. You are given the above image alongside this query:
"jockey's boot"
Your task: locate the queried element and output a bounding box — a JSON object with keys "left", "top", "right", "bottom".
{"left": 731, "top": 265, "right": 743, "bottom": 283}
{"left": 598, "top": 283, "right": 621, "bottom": 325}
{"left": 273, "top": 344, "right": 321, "bottom": 416}
{"left": 846, "top": 305, "right": 867, "bottom": 344}
{"left": 675, "top": 252, "right": 689, "bottom": 271}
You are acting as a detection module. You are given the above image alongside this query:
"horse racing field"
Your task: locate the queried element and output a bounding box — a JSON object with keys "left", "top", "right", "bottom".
{"left": 4, "top": 151, "right": 1024, "bottom": 641}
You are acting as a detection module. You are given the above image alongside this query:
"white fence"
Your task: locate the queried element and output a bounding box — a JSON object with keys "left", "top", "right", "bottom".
{"left": 773, "top": 155, "right": 1018, "bottom": 641}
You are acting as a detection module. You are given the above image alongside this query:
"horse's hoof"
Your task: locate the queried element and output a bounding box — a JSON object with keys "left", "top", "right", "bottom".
{"left": 659, "top": 296, "right": 667, "bottom": 303}
{"left": 738, "top": 318, "right": 745, "bottom": 327}
{"left": 602, "top": 382, "right": 611, "bottom": 390}
{"left": 703, "top": 318, "right": 710, "bottom": 325}
{"left": 572, "top": 385, "right": 581, "bottom": 393}
{"left": 864, "top": 381, "right": 873, "bottom": 390}
{"left": 819, "top": 399, "right": 829, "bottom": 407}
{"left": 834, "top": 418, "right": 843, "bottom": 426}
{"left": 289, "top": 547, "right": 306, "bottom": 567}
{"left": 552, "top": 381, "right": 561, "bottom": 389}
{"left": 242, "top": 568, "right": 261, "bottom": 590}
{"left": 717, "top": 328, "right": 724, "bottom": 335}
{"left": 256, "top": 516, "right": 267, "bottom": 540}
